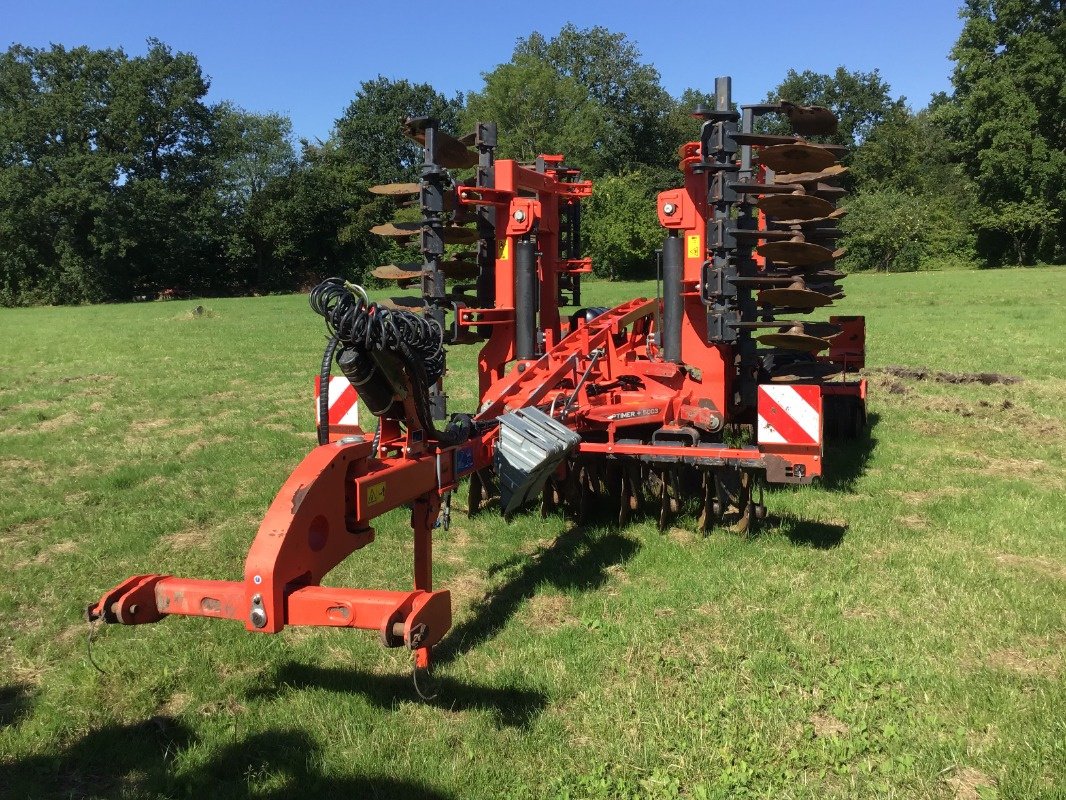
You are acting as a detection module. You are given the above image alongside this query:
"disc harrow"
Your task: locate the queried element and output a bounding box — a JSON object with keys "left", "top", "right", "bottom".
{"left": 88, "top": 77, "right": 868, "bottom": 677}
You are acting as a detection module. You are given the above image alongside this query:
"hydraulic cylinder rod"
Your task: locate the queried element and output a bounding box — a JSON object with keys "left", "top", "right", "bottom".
{"left": 662, "top": 232, "right": 684, "bottom": 363}
{"left": 515, "top": 238, "right": 538, "bottom": 360}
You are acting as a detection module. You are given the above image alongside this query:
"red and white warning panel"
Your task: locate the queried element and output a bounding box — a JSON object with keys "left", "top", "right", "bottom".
{"left": 313, "top": 375, "right": 360, "bottom": 432}
{"left": 757, "top": 384, "right": 822, "bottom": 446}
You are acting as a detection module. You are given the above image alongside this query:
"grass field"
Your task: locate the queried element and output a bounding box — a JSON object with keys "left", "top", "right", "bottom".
{"left": 1, "top": 267, "right": 1064, "bottom": 800}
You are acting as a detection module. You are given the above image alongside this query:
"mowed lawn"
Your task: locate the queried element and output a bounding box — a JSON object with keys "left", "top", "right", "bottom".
{"left": 0, "top": 268, "right": 1063, "bottom": 800}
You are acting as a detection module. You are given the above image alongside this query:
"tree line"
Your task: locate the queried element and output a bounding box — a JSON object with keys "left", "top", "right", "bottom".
{"left": 0, "top": 0, "right": 1062, "bottom": 306}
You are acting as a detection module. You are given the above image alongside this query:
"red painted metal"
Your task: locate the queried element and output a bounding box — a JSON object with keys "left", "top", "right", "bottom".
{"left": 89, "top": 121, "right": 866, "bottom": 673}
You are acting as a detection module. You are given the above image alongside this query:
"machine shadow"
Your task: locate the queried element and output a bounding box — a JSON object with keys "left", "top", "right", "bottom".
{"left": 433, "top": 522, "right": 640, "bottom": 666}
{"left": 0, "top": 682, "right": 35, "bottom": 728}
{"left": 767, "top": 514, "right": 848, "bottom": 549}
{"left": 818, "top": 411, "right": 880, "bottom": 492}
{"left": 1, "top": 716, "right": 454, "bottom": 800}
{"left": 249, "top": 662, "right": 547, "bottom": 729}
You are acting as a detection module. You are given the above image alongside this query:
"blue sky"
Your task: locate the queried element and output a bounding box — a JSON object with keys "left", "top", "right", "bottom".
{"left": 5, "top": 1, "right": 966, "bottom": 143}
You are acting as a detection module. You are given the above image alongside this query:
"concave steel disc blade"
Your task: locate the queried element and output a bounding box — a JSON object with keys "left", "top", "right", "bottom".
{"left": 779, "top": 101, "right": 839, "bottom": 136}
{"left": 773, "top": 165, "right": 849, "bottom": 185}
{"left": 370, "top": 222, "right": 420, "bottom": 238}
{"left": 404, "top": 126, "right": 478, "bottom": 170}
{"left": 757, "top": 240, "right": 836, "bottom": 265}
{"left": 758, "top": 287, "right": 834, "bottom": 309}
{"left": 784, "top": 321, "right": 842, "bottom": 338}
{"left": 769, "top": 362, "right": 844, "bottom": 382}
{"left": 775, "top": 207, "right": 848, "bottom": 226}
{"left": 733, "top": 229, "right": 795, "bottom": 242}
{"left": 378, "top": 296, "right": 425, "bottom": 312}
{"left": 731, "top": 132, "right": 803, "bottom": 147}
{"left": 758, "top": 144, "right": 838, "bottom": 173}
{"left": 368, "top": 182, "right": 420, "bottom": 196}
{"left": 757, "top": 193, "right": 836, "bottom": 220}
{"left": 372, "top": 261, "right": 479, "bottom": 281}
{"left": 370, "top": 222, "right": 479, "bottom": 245}
{"left": 757, "top": 332, "right": 831, "bottom": 353}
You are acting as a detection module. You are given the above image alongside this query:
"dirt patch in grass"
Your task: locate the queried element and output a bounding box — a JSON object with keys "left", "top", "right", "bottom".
{"left": 180, "top": 435, "right": 234, "bottom": 458}
{"left": 525, "top": 594, "right": 573, "bottom": 630}
{"left": 57, "top": 373, "right": 115, "bottom": 385}
{"left": 172, "top": 305, "right": 218, "bottom": 321}
{"left": 810, "top": 712, "right": 849, "bottom": 738}
{"left": 843, "top": 605, "right": 881, "bottom": 620}
{"left": 986, "top": 648, "right": 1061, "bottom": 677}
{"left": 2, "top": 518, "right": 53, "bottom": 544}
{"left": 14, "top": 538, "right": 79, "bottom": 569}
{"left": 994, "top": 553, "right": 1066, "bottom": 581}
{"left": 38, "top": 411, "right": 80, "bottom": 432}
{"left": 160, "top": 691, "right": 193, "bottom": 715}
{"left": 898, "top": 514, "right": 930, "bottom": 530}
{"left": 945, "top": 766, "right": 996, "bottom": 800}
{"left": 876, "top": 366, "right": 1022, "bottom": 386}
{"left": 448, "top": 570, "right": 488, "bottom": 609}
{"left": 964, "top": 454, "right": 1062, "bottom": 488}
{"left": 605, "top": 563, "right": 630, "bottom": 584}
{"left": 129, "top": 418, "right": 173, "bottom": 434}
{"left": 0, "top": 456, "right": 47, "bottom": 473}
{"left": 666, "top": 526, "right": 696, "bottom": 544}
{"left": 164, "top": 525, "right": 214, "bottom": 550}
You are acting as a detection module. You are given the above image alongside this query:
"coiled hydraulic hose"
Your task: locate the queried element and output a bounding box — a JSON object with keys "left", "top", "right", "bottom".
{"left": 309, "top": 278, "right": 476, "bottom": 446}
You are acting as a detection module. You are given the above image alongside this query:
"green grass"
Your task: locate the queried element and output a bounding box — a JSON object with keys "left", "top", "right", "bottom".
{"left": 1, "top": 267, "right": 1064, "bottom": 799}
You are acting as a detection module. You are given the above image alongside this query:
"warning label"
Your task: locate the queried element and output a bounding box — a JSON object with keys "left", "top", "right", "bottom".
{"left": 686, "top": 235, "right": 701, "bottom": 259}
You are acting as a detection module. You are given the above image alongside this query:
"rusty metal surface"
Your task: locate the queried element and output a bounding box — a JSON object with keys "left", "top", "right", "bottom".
{"left": 758, "top": 144, "right": 839, "bottom": 173}
{"left": 757, "top": 240, "right": 836, "bottom": 265}
{"left": 756, "top": 331, "right": 831, "bottom": 352}
{"left": 368, "top": 182, "right": 420, "bottom": 196}
{"left": 757, "top": 193, "right": 836, "bottom": 220}
{"left": 757, "top": 287, "right": 834, "bottom": 309}
{"left": 372, "top": 261, "right": 479, "bottom": 281}
{"left": 778, "top": 101, "right": 839, "bottom": 136}
{"left": 773, "top": 164, "right": 848, "bottom": 185}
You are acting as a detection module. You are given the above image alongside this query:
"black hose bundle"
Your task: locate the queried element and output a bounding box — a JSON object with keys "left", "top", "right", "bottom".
{"left": 309, "top": 278, "right": 444, "bottom": 383}
{"left": 309, "top": 278, "right": 474, "bottom": 446}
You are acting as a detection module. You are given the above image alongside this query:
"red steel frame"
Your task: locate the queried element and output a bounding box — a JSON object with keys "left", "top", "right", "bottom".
{"left": 89, "top": 142, "right": 865, "bottom": 667}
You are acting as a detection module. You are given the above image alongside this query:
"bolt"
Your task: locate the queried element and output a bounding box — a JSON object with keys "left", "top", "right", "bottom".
{"left": 250, "top": 608, "right": 267, "bottom": 629}
{"left": 663, "top": 203, "right": 677, "bottom": 216}
{"left": 128, "top": 604, "right": 138, "bottom": 616}
{"left": 513, "top": 209, "right": 526, "bottom": 222}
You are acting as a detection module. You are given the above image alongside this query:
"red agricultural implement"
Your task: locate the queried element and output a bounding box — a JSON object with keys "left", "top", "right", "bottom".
{"left": 88, "top": 77, "right": 867, "bottom": 675}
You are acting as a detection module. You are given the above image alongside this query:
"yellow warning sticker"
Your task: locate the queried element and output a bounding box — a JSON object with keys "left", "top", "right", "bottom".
{"left": 686, "top": 235, "right": 701, "bottom": 259}
{"left": 367, "top": 482, "right": 386, "bottom": 506}
{"left": 497, "top": 239, "right": 510, "bottom": 260}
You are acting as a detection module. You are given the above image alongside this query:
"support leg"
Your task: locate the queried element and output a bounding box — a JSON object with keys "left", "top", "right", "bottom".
{"left": 411, "top": 494, "right": 441, "bottom": 669}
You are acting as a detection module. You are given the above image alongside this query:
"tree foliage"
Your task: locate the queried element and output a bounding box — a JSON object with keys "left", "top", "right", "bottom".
{"left": 513, "top": 25, "right": 676, "bottom": 174}
{"left": 583, "top": 171, "right": 664, "bottom": 279}
{"left": 760, "top": 67, "right": 898, "bottom": 149}
{"left": 335, "top": 77, "right": 462, "bottom": 184}
{"left": 0, "top": 40, "right": 224, "bottom": 304}
{"left": 948, "top": 0, "right": 1065, "bottom": 263}
{"left": 464, "top": 56, "right": 607, "bottom": 172}
{"left": 3, "top": 11, "right": 1064, "bottom": 306}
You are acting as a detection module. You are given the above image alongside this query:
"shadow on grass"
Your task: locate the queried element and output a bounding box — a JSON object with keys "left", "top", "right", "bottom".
{"left": 1, "top": 716, "right": 454, "bottom": 799}
{"left": 434, "top": 523, "right": 640, "bottom": 666}
{"left": 249, "top": 662, "right": 547, "bottom": 728}
{"left": 0, "top": 682, "right": 34, "bottom": 728}
{"left": 819, "top": 411, "right": 880, "bottom": 492}
{"left": 769, "top": 515, "right": 848, "bottom": 549}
